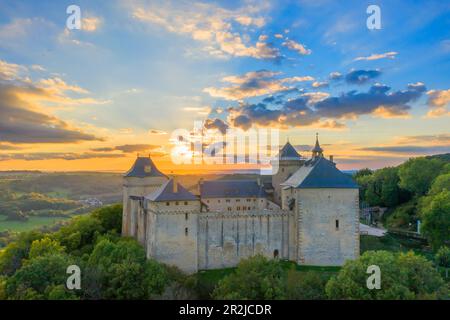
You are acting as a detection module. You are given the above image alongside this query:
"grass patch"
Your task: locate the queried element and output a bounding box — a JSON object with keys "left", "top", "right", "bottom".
{"left": 0, "top": 215, "right": 69, "bottom": 232}
{"left": 360, "top": 234, "right": 434, "bottom": 260}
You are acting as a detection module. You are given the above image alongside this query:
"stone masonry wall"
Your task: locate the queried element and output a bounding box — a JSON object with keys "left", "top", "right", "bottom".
{"left": 197, "top": 211, "right": 292, "bottom": 270}
{"left": 296, "top": 188, "right": 359, "bottom": 266}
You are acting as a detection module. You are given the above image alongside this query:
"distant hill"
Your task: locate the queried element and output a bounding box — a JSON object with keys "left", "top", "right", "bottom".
{"left": 426, "top": 153, "right": 450, "bottom": 162}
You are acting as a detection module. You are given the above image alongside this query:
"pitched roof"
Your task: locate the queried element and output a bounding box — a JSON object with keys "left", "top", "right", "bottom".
{"left": 277, "top": 142, "right": 302, "bottom": 160}
{"left": 146, "top": 179, "right": 198, "bottom": 202}
{"left": 281, "top": 157, "right": 358, "bottom": 189}
{"left": 124, "top": 157, "right": 167, "bottom": 178}
{"left": 200, "top": 180, "right": 267, "bottom": 198}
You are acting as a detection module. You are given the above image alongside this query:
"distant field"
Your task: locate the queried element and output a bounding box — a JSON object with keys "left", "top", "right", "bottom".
{"left": 0, "top": 215, "right": 69, "bottom": 232}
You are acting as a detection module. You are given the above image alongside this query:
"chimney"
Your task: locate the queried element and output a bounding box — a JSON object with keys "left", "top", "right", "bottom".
{"left": 329, "top": 155, "right": 334, "bottom": 163}
{"left": 172, "top": 176, "right": 178, "bottom": 193}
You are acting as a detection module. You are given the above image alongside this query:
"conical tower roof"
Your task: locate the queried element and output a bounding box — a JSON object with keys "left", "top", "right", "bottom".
{"left": 311, "top": 133, "right": 323, "bottom": 155}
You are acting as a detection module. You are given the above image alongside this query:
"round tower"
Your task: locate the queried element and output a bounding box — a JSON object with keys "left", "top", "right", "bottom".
{"left": 122, "top": 155, "right": 168, "bottom": 237}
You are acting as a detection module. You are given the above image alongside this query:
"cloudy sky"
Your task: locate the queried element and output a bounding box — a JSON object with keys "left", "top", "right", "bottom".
{"left": 0, "top": 0, "right": 449, "bottom": 172}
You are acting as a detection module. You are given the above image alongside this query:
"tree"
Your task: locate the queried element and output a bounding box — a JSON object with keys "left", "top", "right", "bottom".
{"left": 398, "top": 158, "right": 444, "bottom": 196}
{"left": 85, "top": 237, "right": 170, "bottom": 299}
{"left": 145, "top": 259, "right": 170, "bottom": 297}
{"left": 325, "top": 251, "right": 447, "bottom": 300}
{"left": 378, "top": 167, "right": 402, "bottom": 207}
{"left": 213, "top": 255, "right": 285, "bottom": 300}
{"left": 420, "top": 190, "right": 450, "bottom": 250}
{"left": 356, "top": 167, "right": 406, "bottom": 207}
{"left": 286, "top": 270, "right": 327, "bottom": 300}
{"left": 5, "top": 253, "right": 74, "bottom": 299}
{"left": 86, "top": 238, "right": 146, "bottom": 299}
{"left": 0, "top": 230, "right": 44, "bottom": 276}
{"left": 0, "top": 276, "right": 6, "bottom": 300}
{"left": 428, "top": 173, "right": 450, "bottom": 195}
{"left": 55, "top": 215, "right": 105, "bottom": 255}
{"left": 46, "top": 284, "right": 79, "bottom": 300}
{"left": 91, "top": 204, "right": 123, "bottom": 234}
{"left": 435, "top": 246, "right": 450, "bottom": 268}
{"left": 354, "top": 168, "right": 373, "bottom": 180}
{"left": 29, "top": 237, "right": 65, "bottom": 259}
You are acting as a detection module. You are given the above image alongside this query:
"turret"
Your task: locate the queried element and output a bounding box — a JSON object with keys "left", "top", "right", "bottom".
{"left": 122, "top": 155, "right": 168, "bottom": 237}
{"left": 271, "top": 141, "right": 304, "bottom": 205}
{"left": 311, "top": 133, "right": 324, "bottom": 158}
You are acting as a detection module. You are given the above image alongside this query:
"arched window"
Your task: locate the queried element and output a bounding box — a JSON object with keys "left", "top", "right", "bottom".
{"left": 273, "top": 249, "right": 279, "bottom": 259}
{"left": 185, "top": 227, "right": 188, "bottom": 236}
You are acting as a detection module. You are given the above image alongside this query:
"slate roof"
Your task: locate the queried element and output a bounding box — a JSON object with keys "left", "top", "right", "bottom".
{"left": 277, "top": 142, "right": 302, "bottom": 160}
{"left": 200, "top": 180, "right": 267, "bottom": 198}
{"left": 146, "top": 179, "right": 198, "bottom": 202}
{"left": 281, "top": 157, "right": 358, "bottom": 189}
{"left": 124, "top": 156, "right": 167, "bottom": 178}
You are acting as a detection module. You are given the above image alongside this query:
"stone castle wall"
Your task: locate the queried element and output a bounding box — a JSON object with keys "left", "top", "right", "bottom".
{"left": 197, "top": 210, "right": 292, "bottom": 270}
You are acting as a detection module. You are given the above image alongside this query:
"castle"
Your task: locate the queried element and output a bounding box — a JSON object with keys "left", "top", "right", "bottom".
{"left": 122, "top": 136, "right": 360, "bottom": 273}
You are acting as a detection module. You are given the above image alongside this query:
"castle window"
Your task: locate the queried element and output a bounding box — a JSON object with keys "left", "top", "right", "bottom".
{"left": 243, "top": 207, "right": 246, "bottom": 211}
{"left": 226, "top": 199, "right": 230, "bottom": 203}
{"left": 218, "top": 199, "right": 221, "bottom": 203}
{"left": 166, "top": 202, "right": 170, "bottom": 206}
{"left": 273, "top": 249, "right": 279, "bottom": 259}
{"left": 236, "top": 199, "right": 240, "bottom": 202}
{"left": 185, "top": 227, "right": 188, "bottom": 236}
{"left": 247, "top": 199, "right": 251, "bottom": 202}
{"left": 237, "top": 206, "right": 240, "bottom": 211}
{"left": 335, "top": 219, "right": 339, "bottom": 230}
{"left": 185, "top": 213, "right": 188, "bottom": 220}
{"left": 207, "top": 200, "right": 210, "bottom": 203}
{"left": 228, "top": 207, "right": 232, "bottom": 211}
{"left": 281, "top": 168, "right": 285, "bottom": 172}
{"left": 184, "top": 201, "right": 188, "bottom": 205}
{"left": 175, "top": 201, "right": 179, "bottom": 205}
